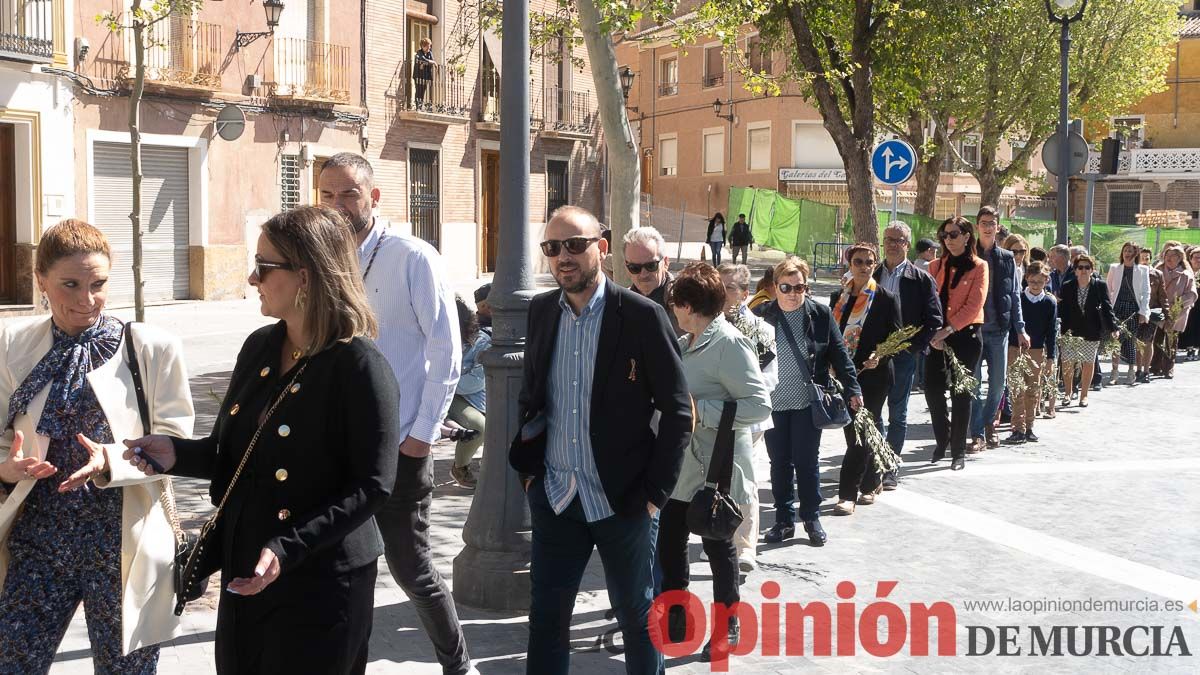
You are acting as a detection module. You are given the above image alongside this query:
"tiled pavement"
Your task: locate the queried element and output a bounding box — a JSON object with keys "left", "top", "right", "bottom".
{"left": 45, "top": 299, "right": 1200, "bottom": 674}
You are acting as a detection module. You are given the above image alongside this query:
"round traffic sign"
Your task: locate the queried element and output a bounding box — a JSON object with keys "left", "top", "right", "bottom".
{"left": 1041, "top": 130, "right": 1089, "bottom": 177}
{"left": 871, "top": 140, "right": 916, "bottom": 186}
{"left": 215, "top": 104, "right": 246, "bottom": 142}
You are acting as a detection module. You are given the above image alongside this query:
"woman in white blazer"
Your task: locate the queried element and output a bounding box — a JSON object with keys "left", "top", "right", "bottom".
{"left": 1106, "top": 242, "right": 1151, "bottom": 385}
{"left": 0, "top": 219, "right": 194, "bottom": 673}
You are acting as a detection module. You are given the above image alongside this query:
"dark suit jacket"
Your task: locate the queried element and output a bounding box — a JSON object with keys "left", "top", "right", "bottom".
{"left": 978, "top": 244, "right": 1025, "bottom": 339}
{"left": 829, "top": 287, "right": 902, "bottom": 394}
{"left": 509, "top": 282, "right": 692, "bottom": 516}
{"left": 1059, "top": 277, "right": 1118, "bottom": 341}
{"left": 758, "top": 298, "right": 862, "bottom": 398}
{"left": 173, "top": 322, "right": 400, "bottom": 577}
{"left": 872, "top": 262, "right": 943, "bottom": 353}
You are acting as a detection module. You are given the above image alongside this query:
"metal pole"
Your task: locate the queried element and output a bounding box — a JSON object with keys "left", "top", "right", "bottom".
{"left": 676, "top": 199, "right": 686, "bottom": 261}
{"left": 891, "top": 186, "right": 899, "bottom": 224}
{"left": 1056, "top": 17, "right": 1071, "bottom": 246}
{"left": 1083, "top": 174, "right": 1096, "bottom": 250}
{"left": 453, "top": 0, "right": 534, "bottom": 611}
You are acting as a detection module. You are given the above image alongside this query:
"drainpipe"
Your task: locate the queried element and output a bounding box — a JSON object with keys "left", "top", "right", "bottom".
{"left": 360, "top": 0, "right": 368, "bottom": 110}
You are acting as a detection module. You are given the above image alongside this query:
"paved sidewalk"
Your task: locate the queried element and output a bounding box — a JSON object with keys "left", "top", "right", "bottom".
{"left": 44, "top": 300, "right": 1200, "bottom": 674}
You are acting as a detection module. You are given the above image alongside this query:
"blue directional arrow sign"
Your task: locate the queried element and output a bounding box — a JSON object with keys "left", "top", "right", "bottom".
{"left": 871, "top": 139, "right": 916, "bottom": 186}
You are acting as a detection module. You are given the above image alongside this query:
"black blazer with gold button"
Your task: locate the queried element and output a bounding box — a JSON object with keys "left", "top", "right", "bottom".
{"left": 171, "top": 322, "right": 401, "bottom": 578}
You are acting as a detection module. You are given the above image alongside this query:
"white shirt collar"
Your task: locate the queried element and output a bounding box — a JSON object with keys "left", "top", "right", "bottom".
{"left": 1024, "top": 288, "right": 1047, "bottom": 303}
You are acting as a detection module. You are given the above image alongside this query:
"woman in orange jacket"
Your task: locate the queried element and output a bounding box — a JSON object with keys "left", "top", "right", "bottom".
{"left": 923, "top": 216, "right": 988, "bottom": 471}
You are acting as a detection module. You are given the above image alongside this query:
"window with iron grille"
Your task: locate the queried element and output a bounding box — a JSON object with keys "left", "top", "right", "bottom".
{"left": 547, "top": 160, "right": 569, "bottom": 220}
{"left": 704, "top": 46, "right": 724, "bottom": 88}
{"left": 409, "top": 148, "right": 441, "bottom": 249}
{"left": 1108, "top": 191, "right": 1141, "bottom": 226}
{"left": 748, "top": 35, "right": 772, "bottom": 75}
{"left": 659, "top": 137, "right": 677, "bottom": 176}
{"left": 281, "top": 154, "right": 301, "bottom": 210}
{"left": 659, "top": 57, "right": 678, "bottom": 96}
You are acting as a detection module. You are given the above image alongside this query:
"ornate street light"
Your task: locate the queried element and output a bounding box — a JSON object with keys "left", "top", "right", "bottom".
{"left": 619, "top": 65, "right": 635, "bottom": 100}
{"left": 1045, "top": 0, "right": 1088, "bottom": 245}
{"left": 235, "top": 0, "right": 286, "bottom": 50}
{"left": 713, "top": 98, "right": 734, "bottom": 122}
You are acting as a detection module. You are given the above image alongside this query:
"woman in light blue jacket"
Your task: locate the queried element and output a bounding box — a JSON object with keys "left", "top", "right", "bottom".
{"left": 447, "top": 296, "right": 489, "bottom": 488}
{"left": 658, "top": 263, "right": 771, "bottom": 661}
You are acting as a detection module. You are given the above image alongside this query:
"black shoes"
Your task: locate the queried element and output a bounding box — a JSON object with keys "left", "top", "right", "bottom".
{"left": 803, "top": 519, "right": 827, "bottom": 546}
{"left": 763, "top": 523, "right": 795, "bottom": 544}
{"left": 950, "top": 457, "right": 965, "bottom": 471}
{"left": 1003, "top": 431, "right": 1026, "bottom": 445}
{"left": 930, "top": 447, "right": 946, "bottom": 464}
{"left": 881, "top": 471, "right": 899, "bottom": 491}
{"left": 1024, "top": 430, "right": 1039, "bottom": 442}
{"left": 700, "top": 618, "right": 741, "bottom": 662}
{"left": 667, "top": 605, "right": 688, "bottom": 643}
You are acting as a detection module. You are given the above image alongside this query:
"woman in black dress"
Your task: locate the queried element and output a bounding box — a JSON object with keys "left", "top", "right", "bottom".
{"left": 125, "top": 206, "right": 400, "bottom": 674}
{"left": 1105, "top": 242, "right": 1150, "bottom": 385}
{"left": 1059, "top": 254, "right": 1118, "bottom": 407}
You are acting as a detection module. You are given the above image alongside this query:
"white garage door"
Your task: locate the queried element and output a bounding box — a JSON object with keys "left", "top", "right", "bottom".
{"left": 93, "top": 142, "right": 190, "bottom": 303}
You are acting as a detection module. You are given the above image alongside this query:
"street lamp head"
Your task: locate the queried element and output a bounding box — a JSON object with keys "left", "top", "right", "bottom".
{"left": 264, "top": 0, "right": 285, "bottom": 30}
{"left": 713, "top": 98, "right": 723, "bottom": 117}
{"left": 1054, "top": 0, "right": 1076, "bottom": 9}
{"left": 619, "top": 65, "right": 635, "bottom": 101}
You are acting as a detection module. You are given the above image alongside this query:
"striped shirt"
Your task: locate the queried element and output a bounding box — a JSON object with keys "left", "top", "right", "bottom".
{"left": 544, "top": 276, "right": 613, "bottom": 522}
{"left": 357, "top": 219, "right": 461, "bottom": 444}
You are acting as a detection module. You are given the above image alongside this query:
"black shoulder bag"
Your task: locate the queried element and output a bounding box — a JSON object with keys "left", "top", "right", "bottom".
{"left": 123, "top": 322, "right": 211, "bottom": 615}
{"left": 686, "top": 401, "right": 743, "bottom": 540}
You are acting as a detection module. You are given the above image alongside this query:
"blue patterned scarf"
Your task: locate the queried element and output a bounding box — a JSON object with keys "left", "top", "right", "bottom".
{"left": 5, "top": 315, "right": 123, "bottom": 439}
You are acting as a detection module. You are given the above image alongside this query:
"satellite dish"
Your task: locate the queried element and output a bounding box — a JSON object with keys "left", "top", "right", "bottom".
{"left": 215, "top": 104, "right": 246, "bottom": 142}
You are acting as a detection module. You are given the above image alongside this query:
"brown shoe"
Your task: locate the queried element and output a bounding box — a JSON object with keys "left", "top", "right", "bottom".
{"left": 451, "top": 463, "right": 478, "bottom": 489}
{"left": 967, "top": 436, "right": 985, "bottom": 454}
{"left": 834, "top": 500, "right": 856, "bottom": 515}
{"left": 985, "top": 423, "right": 999, "bottom": 449}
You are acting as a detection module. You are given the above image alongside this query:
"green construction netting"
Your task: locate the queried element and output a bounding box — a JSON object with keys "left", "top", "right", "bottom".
{"left": 730, "top": 188, "right": 841, "bottom": 256}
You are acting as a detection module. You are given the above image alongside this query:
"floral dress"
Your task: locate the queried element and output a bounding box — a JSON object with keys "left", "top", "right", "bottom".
{"left": 0, "top": 315, "right": 159, "bottom": 674}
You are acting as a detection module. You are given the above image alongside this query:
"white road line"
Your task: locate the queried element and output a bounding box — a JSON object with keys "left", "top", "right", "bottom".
{"left": 882, "top": 489, "right": 1200, "bottom": 603}
{"left": 904, "top": 457, "right": 1200, "bottom": 478}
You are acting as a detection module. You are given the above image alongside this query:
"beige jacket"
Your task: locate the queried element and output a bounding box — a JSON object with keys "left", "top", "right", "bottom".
{"left": 0, "top": 316, "right": 195, "bottom": 655}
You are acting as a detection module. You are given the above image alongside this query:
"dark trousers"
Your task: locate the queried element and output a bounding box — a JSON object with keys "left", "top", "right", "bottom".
{"left": 657, "top": 499, "right": 739, "bottom": 608}
{"left": 218, "top": 562, "right": 376, "bottom": 674}
{"left": 839, "top": 375, "right": 887, "bottom": 501}
{"left": 924, "top": 327, "right": 983, "bottom": 458}
{"left": 764, "top": 408, "right": 824, "bottom": 524}
{"left": 376, "top": 454, "right": 470, "bottom": 675}
{"left": 527, "top": 482, "right": 662, "bottom": 675}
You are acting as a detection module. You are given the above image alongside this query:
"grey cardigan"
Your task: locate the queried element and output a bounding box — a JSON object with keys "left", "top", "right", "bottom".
{"left": 669, "top": 315, "right": 772, "bottom": 504}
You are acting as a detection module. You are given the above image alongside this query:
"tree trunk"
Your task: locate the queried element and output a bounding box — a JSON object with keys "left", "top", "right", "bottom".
{"left": 909, "top": 113, "right": 947, "bottom": 219}
{"left": 576, "top": 0, "right": 636, "bottom": 288}
{"left": 978, "top": 172, "right": 1003, "bottom": 213}
{"left": 842, "top": 144, "right": 877, "bottom": 243}
{"left": 130, "top": 4, "right": 146, "bottom": 321}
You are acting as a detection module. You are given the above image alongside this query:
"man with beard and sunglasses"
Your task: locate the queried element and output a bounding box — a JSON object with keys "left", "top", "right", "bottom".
{"left": 318, "top": 153, "right": 474, "bottom": 675}
{"left": 623, "top": 225, "right": 683, "bottom": 336}
{"left": 510, "top": 206, "right": 691, "bottom": 675}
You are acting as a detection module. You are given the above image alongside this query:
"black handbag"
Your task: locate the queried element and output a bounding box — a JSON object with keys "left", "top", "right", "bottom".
{"left": 685, "top": 401, "right": 743, "bottom": 540}
{"left": 775, "top": 307, "right": 852, "bottom": 430}
{"left": 123, "top": 322, "right": 212, "bottom": 615}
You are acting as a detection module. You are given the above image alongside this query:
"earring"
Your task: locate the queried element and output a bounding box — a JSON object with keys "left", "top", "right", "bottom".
{"left": 295, "top": 289, "right": 307, "bottom": 311}
{"left": 40, "top": 295, "right": 49, "bottom": 311}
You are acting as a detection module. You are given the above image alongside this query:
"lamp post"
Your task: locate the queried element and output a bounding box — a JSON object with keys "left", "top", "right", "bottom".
{"left": 452, "top": 0, "right": 535, "bottom": 611}
{"left": 1045, "top": 0, "right": 1087, "bottom": 245}
{"left": 235, "top": 0, "right": 285, "bottom": 49}
{"left": 712, "top": 98, "right": 734, "bottom": 122}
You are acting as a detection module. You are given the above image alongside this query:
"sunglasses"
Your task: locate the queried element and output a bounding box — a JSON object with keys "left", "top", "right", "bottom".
{"left": 254, "top": 258, "right": 295, "bottom": 278}
{"left": 540, "top": 237, "right": 600, "bottom": 257}
{"left": 851, "top": 258, "right": 877, "bottom": 267}
{"left": 777, "top": 282, "right": 809, "bottom": 295}
{"left": 625, "top": 259, "right": 662, "bottom": 274}
{"left": 939, "top": 230, "right": 966, "bottom": 241}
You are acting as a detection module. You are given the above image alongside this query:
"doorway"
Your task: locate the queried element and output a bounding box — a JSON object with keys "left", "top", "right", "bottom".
{"left": 480, "top": 149, "right": 499, "bottom": 273}
{"left": 0, "top": 124, "right": 16, "bottom": 303}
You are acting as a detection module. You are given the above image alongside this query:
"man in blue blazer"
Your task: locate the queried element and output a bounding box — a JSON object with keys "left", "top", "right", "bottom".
{"left": 510, "top": 206, "right": 691, "bottom": 675}
{"left": 972, "top": 207, "right": 1030, "bottom": 451}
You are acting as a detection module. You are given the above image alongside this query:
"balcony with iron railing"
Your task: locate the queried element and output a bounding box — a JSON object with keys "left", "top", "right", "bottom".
{"left": 1085, "top": 147, "right": 1200, "bottom": 177}
{"left": 475, "top": 71, "right": 544, "bottom": 132}
{"left": 269, "top": 37, "right": 351, "bottom": 104}
{"left": 394, "top": 58, "right": 469, "bottom": 124}
{"left": 540, "top": 86, "right": 595, "bottom": 139}
{"left": 1, "top": 0, "right": 64, "bottom": 64}
{"left": 105, "top": 16, "right": 223, "bottom": 92}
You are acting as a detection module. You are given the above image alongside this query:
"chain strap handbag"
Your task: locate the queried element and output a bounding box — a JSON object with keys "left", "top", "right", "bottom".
{"left": 685, "top": 401, "right": 743, "bottom": 540}
{"left": 124, "top": 323, "right": 306, "bottom": 616}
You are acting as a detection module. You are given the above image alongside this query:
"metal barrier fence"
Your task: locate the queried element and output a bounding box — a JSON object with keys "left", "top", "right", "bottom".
{"left": 811, "top": 242, "right": 850, "bottom": 279}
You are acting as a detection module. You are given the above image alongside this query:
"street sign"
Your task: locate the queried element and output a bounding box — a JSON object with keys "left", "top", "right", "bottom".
{"left": 871, "top": 139, "right": 916, "bottom": 186}
{"left": 779, "top": 168, "right": 847, "bottom": 182}
{"left": 215, "top": 104, "right": 246, "bottom": 142}
{"left": 1041, "top": 130, "right": 1089, "bottom": 177}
